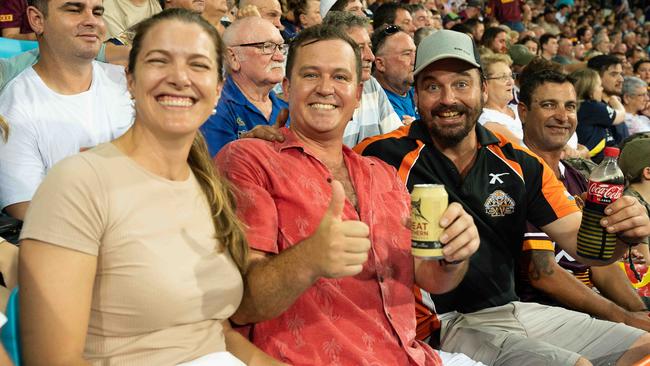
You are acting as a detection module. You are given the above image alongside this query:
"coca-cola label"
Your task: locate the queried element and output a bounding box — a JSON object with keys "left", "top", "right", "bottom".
{"left": 586, "top": 181, "right": 624, "bottom": 205}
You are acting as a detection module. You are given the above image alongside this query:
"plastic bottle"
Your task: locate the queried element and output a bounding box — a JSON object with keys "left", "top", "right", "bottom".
{"left": 576, "top": 147, "right": 625, "bottom": 260}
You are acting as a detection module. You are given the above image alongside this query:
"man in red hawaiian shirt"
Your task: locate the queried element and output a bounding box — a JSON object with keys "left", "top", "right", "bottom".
{"left": 215, "top": 24, "right": 480, "bottom": 365}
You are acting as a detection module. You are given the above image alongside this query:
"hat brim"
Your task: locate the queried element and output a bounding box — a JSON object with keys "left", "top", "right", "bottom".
{"left": 414, "top": 54, "right": 482, "bottom": 77}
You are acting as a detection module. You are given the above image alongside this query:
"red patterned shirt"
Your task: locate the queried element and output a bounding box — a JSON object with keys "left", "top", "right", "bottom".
{"left": 215, "top": 128, "right": 442, "bottom": 366}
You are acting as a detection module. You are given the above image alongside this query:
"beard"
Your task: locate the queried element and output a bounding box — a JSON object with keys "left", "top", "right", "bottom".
{"left": 425, "top": 97, "right": 484, "bottom": 147}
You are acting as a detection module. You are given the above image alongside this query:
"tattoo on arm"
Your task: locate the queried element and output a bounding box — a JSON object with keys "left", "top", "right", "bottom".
{"left": 528, "top": 251, "right": 556, "bottom": 281}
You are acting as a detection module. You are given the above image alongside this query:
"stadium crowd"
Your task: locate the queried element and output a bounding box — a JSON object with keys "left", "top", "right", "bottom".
{"left": 1, "top": 0, "right": 650, "bottom": 364}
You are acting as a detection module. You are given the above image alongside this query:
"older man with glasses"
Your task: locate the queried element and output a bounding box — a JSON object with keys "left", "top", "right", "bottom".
{"left": 200, "top": 16, "right": 288, "bottom": 156}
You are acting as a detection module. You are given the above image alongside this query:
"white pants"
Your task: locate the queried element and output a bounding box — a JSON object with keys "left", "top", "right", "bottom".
{"left": 439, "top": 350, "right": 487, "bottom": 366}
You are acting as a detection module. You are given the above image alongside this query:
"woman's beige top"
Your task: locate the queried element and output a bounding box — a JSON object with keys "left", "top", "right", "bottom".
{"left": 21, "top": 143, "right": 244, "bottom": 365}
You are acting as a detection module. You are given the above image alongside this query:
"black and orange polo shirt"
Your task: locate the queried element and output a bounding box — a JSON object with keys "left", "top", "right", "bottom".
{"left": 355, "top": 121, "right": 579, "bottom": 322}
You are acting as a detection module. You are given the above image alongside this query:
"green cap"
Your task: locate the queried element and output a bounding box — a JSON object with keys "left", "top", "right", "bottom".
{"left": 413, "top": 29, "right": 482, "bottom": 77}
{"left": 619, "top": 137, "right": 650, "bottom": 182}
{"left": 508, "top": 44, "right": 535, "bottom": 66}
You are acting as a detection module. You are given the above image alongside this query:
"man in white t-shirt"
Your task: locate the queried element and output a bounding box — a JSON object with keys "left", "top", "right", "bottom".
{"left": 0, "top": 0, "right": 134, "bottom": 220}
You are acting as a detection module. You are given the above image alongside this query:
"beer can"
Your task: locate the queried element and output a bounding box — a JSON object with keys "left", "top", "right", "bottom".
{"left": 411, "top": 184, "right": 448, "bottom": 260}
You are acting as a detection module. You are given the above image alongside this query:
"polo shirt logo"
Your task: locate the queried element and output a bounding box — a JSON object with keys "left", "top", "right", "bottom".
{"left": 484, "top": 190, "right": 515, "bottom": 217}
{"left": 488, "top": 173, "right": 509, "bottom": 184}
{"left": 0, "top": 14, "right": 13, "bottom": 22}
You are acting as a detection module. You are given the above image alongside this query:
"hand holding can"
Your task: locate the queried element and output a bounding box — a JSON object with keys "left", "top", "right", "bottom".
{"left": 411, "top": 184, "right": 448, "bottom": 260}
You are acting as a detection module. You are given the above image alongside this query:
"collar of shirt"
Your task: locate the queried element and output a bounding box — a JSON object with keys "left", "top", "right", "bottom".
{"left": 221, "top": 75, "right": 283, "bottom": 110}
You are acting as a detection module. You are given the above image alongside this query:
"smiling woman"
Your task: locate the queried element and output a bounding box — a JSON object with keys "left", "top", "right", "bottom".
{"left": 18, "top": 8, "right": 285, "bottom": 366}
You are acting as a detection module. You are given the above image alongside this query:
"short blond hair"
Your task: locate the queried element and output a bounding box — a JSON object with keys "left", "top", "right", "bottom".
{"left": 481, "top": 53, "right": 513, "bottom": 76}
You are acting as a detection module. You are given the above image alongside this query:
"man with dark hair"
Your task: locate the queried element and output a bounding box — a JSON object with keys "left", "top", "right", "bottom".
{"left": 539, "top": 33, "right": 558, "bottom": 61}
{"left": 516, "top": 69, "right": 650, "bottom": 332}
{"left": 588, "top": 54, "right": 629, "bottom": 143}
{"left": 372, "top": 25, "right": 418, "bottom": 122}
{"left": 481, "top": 26, "right": 507, "bottom": 54}
{"left": 287, "top": 0, "right": 322, "bottom": 29}
{"left": 464, "top": 18, "right": 484, "bottom": 42}
{"left": 373, "top": 2, "right": 415, "bottom": 37}
{"left": 0, "top": 0, "right": 133, "bottom": 220}
{"left": 216, "top": 23, "right": 481, "bottom": 366}
{"left": 553, "top": 36, "right": 574, "bottom": 64}
{"left": 356, "top": 29, "right": 650, "bottom": 365}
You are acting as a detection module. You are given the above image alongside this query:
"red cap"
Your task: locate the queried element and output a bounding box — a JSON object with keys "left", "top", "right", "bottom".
{"left": 603, "top": 147, "right": 620, "bottom": 157}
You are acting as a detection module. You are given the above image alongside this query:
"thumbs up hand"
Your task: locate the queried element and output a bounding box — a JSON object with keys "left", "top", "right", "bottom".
{"left": 240, "top": 109, "right": 288, "bottom": 142}
{"left": 305, "top": 180, "right": 371, "bottom": 279}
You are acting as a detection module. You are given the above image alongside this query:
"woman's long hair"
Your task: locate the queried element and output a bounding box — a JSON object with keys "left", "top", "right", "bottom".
{"left": 129, "top": 9, "right": 249, "bottom": 272}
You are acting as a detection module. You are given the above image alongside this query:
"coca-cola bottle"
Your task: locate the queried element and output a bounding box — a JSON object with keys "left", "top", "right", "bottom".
{"left": 577, "top": 147, "right": 625, "bottom": 260}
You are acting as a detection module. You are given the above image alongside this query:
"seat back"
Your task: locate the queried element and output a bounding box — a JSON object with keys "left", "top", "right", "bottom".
{"left": 0, "top": 38, "right": 38, "bottom": 59}
{"left": 1, "top": 287, "right": 20, "bottom": 366}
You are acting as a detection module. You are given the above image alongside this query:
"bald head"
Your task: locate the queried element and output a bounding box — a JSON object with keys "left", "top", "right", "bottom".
{"left": 238, "top": 0, "right": 283, "bottom": 29}
{"left": 223, "top": 17, "right": 281, "bottom": 46}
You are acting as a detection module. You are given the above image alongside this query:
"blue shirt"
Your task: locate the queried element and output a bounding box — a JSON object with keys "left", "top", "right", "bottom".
{"left": 383, "top": 87, "right": 419, "bottom": 120}
{"left": 200, "top": 76, "right": 288, "bottom": 157}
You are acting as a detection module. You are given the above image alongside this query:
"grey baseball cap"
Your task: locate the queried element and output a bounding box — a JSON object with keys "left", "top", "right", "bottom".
{"left": 414, "top": 29, "right": 482, "bottom": 77}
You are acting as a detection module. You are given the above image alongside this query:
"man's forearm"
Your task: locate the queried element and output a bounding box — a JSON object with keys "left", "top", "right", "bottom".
{"left": 591, "top": 263, "right": 647, "bottom": 312}
{"left": 231, "top": 243, "right": 318, "bottom": 325}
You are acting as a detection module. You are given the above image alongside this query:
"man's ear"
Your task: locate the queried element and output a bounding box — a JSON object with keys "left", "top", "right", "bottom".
{"left": 226, "top": 47, "right": 241, "bottom": 73}
{"left": 517, "top": 102, "right": 528, "bottom": 127}
{"left": 26, "top": 6, "right": 45, "bottom": 35}
{"left": 298, "top": 13, "right": 307, "bottom": 28}
{"left": 643, "top": 166, "right": 650, "bottom": 181}
{"left": 282, "top": 77, "right": 290, "bottom": 98}
{"left": 126, "top": 69, "right": 135, "bottom": 99}
{"left": 374, "top": 56, "right": 386, "bottom": 73}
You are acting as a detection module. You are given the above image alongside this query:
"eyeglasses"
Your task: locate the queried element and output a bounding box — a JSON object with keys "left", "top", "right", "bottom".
{"left": 232, "top": 41, "right": 288, "bottom": 55}
{"left": 371, "top": 24, "right": 402, "bottom": 53}
{"left": 486, "top": 73, "right": 517, "bottom": 81}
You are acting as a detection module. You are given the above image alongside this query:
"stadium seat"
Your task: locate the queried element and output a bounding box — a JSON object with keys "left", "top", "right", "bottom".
{"left": 0, "top": 37, "right": 38, "bottom": 59}
{"left": 1, "top": 287, "right": 20, "bottom": 366}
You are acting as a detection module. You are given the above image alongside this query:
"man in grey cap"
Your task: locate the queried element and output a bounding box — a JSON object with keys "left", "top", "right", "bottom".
{"left": 356, "top": 29, "right": 650, "bottom": 365}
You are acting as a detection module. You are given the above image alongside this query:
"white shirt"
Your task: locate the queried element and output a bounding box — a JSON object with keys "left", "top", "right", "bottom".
{"left": 478, "top": 105, "right": 524, "bottom": 144}
{"left": 0, "top": 61, "right": 134, "bottom": 210}
{"left": 343, "top": 76, "right": 402, "bottom": 147}
{"left": 624, "top": 112, "right": 650, "bottom": 135}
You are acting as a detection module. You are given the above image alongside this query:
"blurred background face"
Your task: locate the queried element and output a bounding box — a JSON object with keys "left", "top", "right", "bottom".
{"left": 299, "top": 0, "right": 322, "bottom": 28}
{"left": 600, "top": 63, "right": 623, "bottom": 96}
{"left": 524, "top": 39, "right": 538, "bottom": 55}
{"left": 394, "top": 8, "right": 416, "bottom": 37}
{"left": 485, "top": 62, "right": 514, "bottom": 105}
{"left": 636, "top": 62, "right": 650, "bottom": 84}
{"left": 344, "top": 0, "right": 365, "bottom": 16}
{"left": 375, "top": 32, "right": 416, "bottom": 91}
{"left": 626, "top": 86, "right": 649, "bottom": 113}
{"left": 490, "top": 31, "right": 507, "bottom": 54}
{"left": 346, "top": 26, "right": 374, "bottom": 82}
{"left": 412, "top": 8, "right": 433, "bottom": 29}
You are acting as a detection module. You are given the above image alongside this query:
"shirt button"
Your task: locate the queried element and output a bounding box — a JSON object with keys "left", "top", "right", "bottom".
{"left": 327, "top": 177, "right": 332, "bottom": 183}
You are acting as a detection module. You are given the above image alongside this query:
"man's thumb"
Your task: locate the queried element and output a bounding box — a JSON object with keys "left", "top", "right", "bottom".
{"left": 275, "top": 108, "right": 289, "bottom": 129}
{"left": 326, "top": 180, "right": 345, "bottom": 220}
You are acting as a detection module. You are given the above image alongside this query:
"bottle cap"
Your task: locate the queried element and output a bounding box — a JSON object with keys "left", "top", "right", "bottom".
{"left": 603, "top": 147, "right": 620, "bottom": 157}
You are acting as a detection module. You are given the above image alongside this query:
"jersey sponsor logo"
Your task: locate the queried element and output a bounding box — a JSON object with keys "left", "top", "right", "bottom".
{"left": 484, "top": 190, "right": 515, "bottom": 217}
{"left": 0, "top": 14, "right": 13, "bottom": 22}
{"left": 488, "top": 172, "right": 509, "bottom": 184}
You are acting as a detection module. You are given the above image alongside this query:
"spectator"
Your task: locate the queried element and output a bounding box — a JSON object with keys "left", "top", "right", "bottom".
{"left": 591, "top": 31, "right": 612, "bottom": 56}
{"left": 485, "top": 0, "right": 526, "bottom": 32}
{"left": 289, "top": 0, "right": 322, "bottom": 29}
{"left": 588, "top": 54, "right": 629, "bottom": 143}
{"left": 162, "top": 0, "right": 206, "bottom": 12}
{"left": 326, "top": 0, "right": 365, "bottom": 17}
{"left": 238, "top": 0, "right": 284, "bottom": 30}
{"left": 0, "top": 0, "right": 35, "bottom": 40}
{"left": 372, "top": 25, "right": 418, "bottom": 122}
{"left": 200, "top": 17, "right": 288, "bottom": 156}
{"left": 18, "top": 8, "right": 284, "bottom": 365}
{"left": 539, "top": 33, "right": 558, "bottom": 60}
{"left": 481, "top": 26, "right": 508, "bottom": 54}
{"left": 458, "top": 0, "right": 481, "bottom": 21}
{"left": 103, "top": 0, "right": 162, "bottom": 45}
{"left": 555, "top": 3, "right": 569, "bottom": 24}
{"left": 539, "top": 8, "right": 560, "bottom": 35}
{"left": 516, "top": 69, "right": 650, "bottom": 332}
{"left": 552, "top": 36, "right": 574, "bottom": 64}
{"left": 408, "top": 3, "right": 433, "bottom": 30}
{"left": 202, "top": 0, "right": 229, "bottom": 31}
{"left": 576, "top": 25, "right": 593, "bottom": 50}
{"left": 508, "top": 43, "right": 534, "bottom": 78}
{"left": 620, "top": 138, "right": 650, "bottom": 253}
{"left": 373, "top": 2, "right": 416, "bottom": 37}
{"left": 627, "top": 47, "right": 647, "bottom": 70}
{"left": 478, "top": 53, "right": 522, "bottom": 143}
{"left": 322, "top": 11, "right": 402, "bottom": 146}
{"left": 518, "top": 35, "right": 539, "bottom": 55}
{"left": 429, "top": 8, "right": 442, "bottom": 30}
{"left": 572, "top": 68, "right": 625, "bottom": 163}
{"left": 464, "top": 18, "right": 484, "bottom": 42}
{"left": 634, "top": 59, "right": 650, "bottom": 84}
{"left": 357, "top": 29, "right": 650, "bottom": 365}
{"left": 0, "top": 0, "right": 133, "bottom": 221}
{"left": 622, "top": 76, "right": 650, "bottom": 134}
{"left": 216, "top": 24, "right": 481, "bottom": 366}
{"left": 413, "top": 26, "right": 435, "bottom": 46}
